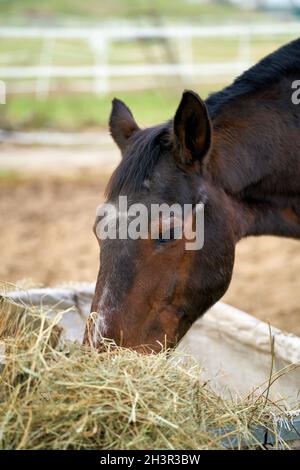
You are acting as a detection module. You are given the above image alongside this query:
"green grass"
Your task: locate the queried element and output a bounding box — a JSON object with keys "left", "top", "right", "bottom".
{"left": 0, "top": 2, "right": 298, "bottom": 132}
{"left": 0, "top": 84, "right": 227, "bottom": 131}
{"left": 1, "top": 30, "right": 297, "bottom": 132}
{"left": 0, "top": 169, "right": 23, "bottom": 182}
{"left": 0, "top": 27, "right": 296, "bottom": 132}
{"left": 0, "top": 0, "right": 265, "bottom": 23}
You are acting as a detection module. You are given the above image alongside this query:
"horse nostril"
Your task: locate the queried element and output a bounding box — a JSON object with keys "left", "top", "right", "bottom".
{"left": 96, "top": 316, "right": 125, "bottom": 347}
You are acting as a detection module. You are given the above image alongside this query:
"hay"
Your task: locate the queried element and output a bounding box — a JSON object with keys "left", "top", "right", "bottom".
{"left": 0, "top": 297, "right": 291, "bottom": 450}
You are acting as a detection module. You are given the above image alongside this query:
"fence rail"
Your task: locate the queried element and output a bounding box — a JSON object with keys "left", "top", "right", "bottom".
{"left": 0, "top": 22, "right": 300, "bottom": 39}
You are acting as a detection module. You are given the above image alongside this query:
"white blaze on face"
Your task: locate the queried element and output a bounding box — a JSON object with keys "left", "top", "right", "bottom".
{"left": 93, "top": 283, "right": 116, "bottom": 344}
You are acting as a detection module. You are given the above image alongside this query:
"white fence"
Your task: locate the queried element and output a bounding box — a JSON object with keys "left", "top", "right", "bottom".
{"left": 0, "top": 22, "right": 300, "bottom": 97}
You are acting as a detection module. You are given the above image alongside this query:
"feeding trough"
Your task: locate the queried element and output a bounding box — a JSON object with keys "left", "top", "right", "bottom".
{"left": 5, "top": 284, "right": 300, "bottom": 402}
{"left": 1, "top": 284, "right": 300, "bottom": 449}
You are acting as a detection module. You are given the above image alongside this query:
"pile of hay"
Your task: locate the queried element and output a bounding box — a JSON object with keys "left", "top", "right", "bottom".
{"left": 0, "top": 297, "right": 289, "bottom": 450}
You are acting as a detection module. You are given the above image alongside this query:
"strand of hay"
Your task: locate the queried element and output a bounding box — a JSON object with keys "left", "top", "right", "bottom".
{"left": 0, "top": 297, "right": 292, "bottom": 450}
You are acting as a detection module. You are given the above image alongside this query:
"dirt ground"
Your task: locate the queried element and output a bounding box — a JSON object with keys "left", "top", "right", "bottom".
{"left": 1, "top": 175, "right": 300, "bottom": 336}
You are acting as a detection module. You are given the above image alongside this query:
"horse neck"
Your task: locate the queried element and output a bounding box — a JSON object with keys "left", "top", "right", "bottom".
{"left": 206, "top": 83, "right": 300, "bottom": 240}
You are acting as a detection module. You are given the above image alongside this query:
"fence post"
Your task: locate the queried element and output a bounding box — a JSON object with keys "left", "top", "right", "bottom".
{"left": 178, "top": 35, "right": 194, "bottom": 84}
{"left": 89, "top": 35, "right": 110, "bottom": 95}
{"left": 238, "top": 30, "right": 251, "bottom": 70}
{"left": 36, "top": 37, "right": 55, "bottom": 101}
{"left": 0, "top": 80, "right": 6, "bottom": 104}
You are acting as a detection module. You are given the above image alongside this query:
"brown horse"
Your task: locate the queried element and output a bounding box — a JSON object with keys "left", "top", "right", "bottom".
{"left": 84, "top": 39, "right": 300, "bottom": 352}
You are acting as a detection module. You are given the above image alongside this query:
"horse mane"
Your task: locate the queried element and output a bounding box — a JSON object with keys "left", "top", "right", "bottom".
{"left": 106, "top": 123, "right": 171, "bottom": 200}
{"left": 206, "top": 37, "right": 300, "bottom": 119}
{"left": 106, "top": 38, "right": 300, "bottom": 198}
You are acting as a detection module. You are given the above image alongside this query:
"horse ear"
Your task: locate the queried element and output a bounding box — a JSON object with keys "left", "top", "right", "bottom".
{"left": 109, "top": 98, "right": 139, "bottom": 153}
{"left": 173, "top": 90, "right": 211, "bottom": 166}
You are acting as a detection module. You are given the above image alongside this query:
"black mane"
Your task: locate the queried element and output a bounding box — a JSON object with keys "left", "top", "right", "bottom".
{"left": 106, "top": 123, "right": 171, "bottom": 200}
{"left": 107, "top": 38, "right": 300, "bottom": 198}
{"left": 206, "top": 37, "right": 300, "bottom": 119}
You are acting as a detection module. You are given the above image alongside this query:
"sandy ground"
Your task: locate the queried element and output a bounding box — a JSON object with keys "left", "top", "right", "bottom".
{"left": 0, "top": 142, "right": 118, "bottom": 174}
{"left": 0, "top": 172, "right": 300, "bottom": 336}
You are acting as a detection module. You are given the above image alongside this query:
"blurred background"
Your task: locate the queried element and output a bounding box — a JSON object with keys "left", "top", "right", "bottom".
{"left": 0, "top": 0, "right": 300, "bottom": 334}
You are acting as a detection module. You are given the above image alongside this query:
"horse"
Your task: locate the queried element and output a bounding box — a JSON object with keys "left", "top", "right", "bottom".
{"left": 83, "top": 38, "right": 300, "bottom": 352}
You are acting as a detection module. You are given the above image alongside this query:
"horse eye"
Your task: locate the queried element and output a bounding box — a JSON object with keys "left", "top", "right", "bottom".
{"left": 156, "top": 237, "right": 169, "bottom": 245}
{"left": 156, "top": 226, "right": 175, "bottom": 244}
